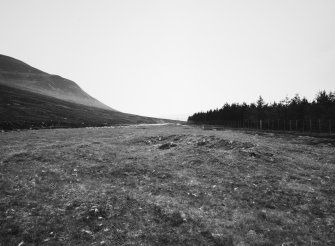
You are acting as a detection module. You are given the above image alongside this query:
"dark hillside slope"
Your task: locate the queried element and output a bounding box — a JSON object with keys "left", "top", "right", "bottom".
{"left": 0, "top": 54, "right": 113, "bottom": 110}
{"left": 0, "top": 84, "right": 163, "bottom": 130}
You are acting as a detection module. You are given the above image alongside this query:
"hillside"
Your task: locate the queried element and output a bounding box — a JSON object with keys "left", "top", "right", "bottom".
{"left": 0, "top": 84, "right": 164, "bottom": 130}
{"left": 0, "top": 54, "right": 113, "bottom": 110}
{"left": 0, "top": 54, "right": 168, "bottom": 130}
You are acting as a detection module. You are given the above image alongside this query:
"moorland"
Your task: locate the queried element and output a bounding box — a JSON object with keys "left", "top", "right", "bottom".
{"left": 0, "top": 124, "right": 334, "bottom": 245}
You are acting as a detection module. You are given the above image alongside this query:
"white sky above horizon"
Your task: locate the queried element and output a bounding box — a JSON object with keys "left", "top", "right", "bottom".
{"left": 1, "top": 0, "right": 335, "bottom": 120}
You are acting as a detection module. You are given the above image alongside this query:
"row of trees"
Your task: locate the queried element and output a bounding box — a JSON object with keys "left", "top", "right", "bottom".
{"left": 188, "top": 91, "right": 335, "bottom": 124}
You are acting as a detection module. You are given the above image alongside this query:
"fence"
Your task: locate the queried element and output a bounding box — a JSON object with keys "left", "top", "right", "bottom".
{"left": 0, "top": 120, "right": 113, "bottom": 131}
{"left": 199, "top": 119, "right": 334, "bottom": 135}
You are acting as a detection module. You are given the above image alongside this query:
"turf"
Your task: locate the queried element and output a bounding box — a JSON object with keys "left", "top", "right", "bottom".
{"left": 0, "top": 125, "right": 334, "bottom": 245}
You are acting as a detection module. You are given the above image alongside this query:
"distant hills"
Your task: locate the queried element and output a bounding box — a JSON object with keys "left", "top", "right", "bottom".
{"left": 0, "top": 54, "right": 168, "bottom": 130}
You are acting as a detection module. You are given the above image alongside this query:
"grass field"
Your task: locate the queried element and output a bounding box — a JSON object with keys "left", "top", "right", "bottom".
{"left": 0, "top": 124, "right": 334, "bottom": 245}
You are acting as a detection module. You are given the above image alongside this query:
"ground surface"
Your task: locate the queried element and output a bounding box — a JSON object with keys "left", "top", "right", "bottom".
{"left": 0, "top": 124, "right": 334, "bottom": 245}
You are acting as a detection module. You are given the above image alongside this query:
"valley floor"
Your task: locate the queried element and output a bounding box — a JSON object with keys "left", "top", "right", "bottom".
{"left": 0, "top": 124, "right": 334, "bottom": 245}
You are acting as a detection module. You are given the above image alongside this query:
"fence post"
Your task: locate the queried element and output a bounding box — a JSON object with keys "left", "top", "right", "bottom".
{"left": 284, "top": 120, "right": 286, "bottom": 131}
{"left": 295, "top": 120, "right": 298, "bottom": 131}
{"left": 289, "top": 120, "right": 292, "bottom": 131}
{"left": 319, "top": 119, "right": 321, "bottom": 133}
{"left": 330, "top": 120, "right": 332, "bottom": 135}
{"left": 302, "top": 120, "right": 304, "bottom": 132}
{"left": 273, "top": 120, "right": 274, "bottom": 130}
{"left": 310, "top": 120, "right": 312, "bottom": 132}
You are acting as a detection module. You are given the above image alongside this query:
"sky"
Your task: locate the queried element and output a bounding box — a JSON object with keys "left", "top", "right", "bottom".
{"left": 1, "top": 0, "right": 335, "bottom": 120}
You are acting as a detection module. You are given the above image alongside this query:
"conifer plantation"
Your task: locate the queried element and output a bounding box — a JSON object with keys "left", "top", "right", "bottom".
{"left": 188, "top": 91, "right": 335, "bottom": 125}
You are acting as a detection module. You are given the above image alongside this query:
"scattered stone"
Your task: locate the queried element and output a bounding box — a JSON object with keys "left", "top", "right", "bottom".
{"left": 158, "top": 142, "right": 177, "bottom": 150}
{"left": 247, "top": 229, "right": 257, "bottom": 238}
{"left": 257, "top": 210, "right": 267, "bottom": 220}
{"left": 249, "top": 152, "right": 258, "bottom": 158}
{"left": 169, "top": 211, "right": 185, "bottom": 226}
{"left": 281, "top": 241, "right": 295, "bottom": 246}
{"left": 200, "top": 230, "right": 213, "bottom": 238}
{"left": 197, "top": 139, "right": 207, "bottom": 146}
{"left": 81, "top": 229, "right": 93, "bottom": 235}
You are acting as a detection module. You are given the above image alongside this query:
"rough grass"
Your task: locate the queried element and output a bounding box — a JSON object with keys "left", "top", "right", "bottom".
{"left": 0, "top": 125, "right": 334, "bottom": 245}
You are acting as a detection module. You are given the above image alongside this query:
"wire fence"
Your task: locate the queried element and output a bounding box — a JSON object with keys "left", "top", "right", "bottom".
{"left": 1, "top": 119, "right": 334, "bottom": 135}
{"left": 0, "top": 120, "right": 113, "bottom": 131}
{"left": 197, "top": 119, "right": 334, "bottom": 135}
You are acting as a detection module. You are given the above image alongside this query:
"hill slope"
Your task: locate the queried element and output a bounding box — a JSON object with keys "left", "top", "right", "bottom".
{"left": 0, "top": 55, "right": 167, "bottom": 130}
{"left": 0, "top": 84, "right": 163, "bottom": 130}
{"left": 0, "top": 54, "right": 114, "bottom": 110}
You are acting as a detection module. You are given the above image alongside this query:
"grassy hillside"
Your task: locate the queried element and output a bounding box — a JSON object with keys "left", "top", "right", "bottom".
{"left": 0, "top": 125, "right": 334, "bottom": 245}
{"left": 0, "top": 54, "right": 114, "bottom": 110}
{"left": 0, "top": 84, "right": 164, "bottom": 130}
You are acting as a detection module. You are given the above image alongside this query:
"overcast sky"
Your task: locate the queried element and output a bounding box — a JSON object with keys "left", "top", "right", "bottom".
{"left": 1, "top": 0, "right": 334, "bottom": 120}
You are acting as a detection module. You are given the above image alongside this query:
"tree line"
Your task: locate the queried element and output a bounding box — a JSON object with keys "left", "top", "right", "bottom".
{"left": 188, "top": 91, "right": 335, "bottom": 124}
